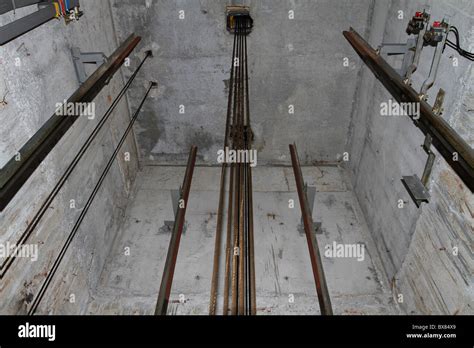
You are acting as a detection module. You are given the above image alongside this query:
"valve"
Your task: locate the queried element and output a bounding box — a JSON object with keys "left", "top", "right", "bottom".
{"left": 423, "top": 19, "right": 449, "bottom": 47}
{"left": 406, "top": 10, "right": 429, "bottom": 35}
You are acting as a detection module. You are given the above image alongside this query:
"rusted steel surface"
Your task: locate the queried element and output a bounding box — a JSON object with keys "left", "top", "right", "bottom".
{"left": 208, "top": 25, "right": 239, "bottom": 315}
{"left": 343, "top": 28, "right": 473, "bottom": 192}
{"left": 209, "top": 16, "right": 256, "bottom": 315}
{"left": 247, "top": 164, "right": 256, "bottom": 315}
{"left": 222, "top": 163, "right": 235, "bottom": 315}
{"left": 155, "top": 146, "right": 197, "bottom": 315}
{"left": 289, "top": 143, "right": 333, "bottom": 315}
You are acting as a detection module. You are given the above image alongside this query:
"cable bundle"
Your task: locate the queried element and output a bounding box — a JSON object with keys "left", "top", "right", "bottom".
{"left": 444, "top": 26, "right": 474, "bottom": 61}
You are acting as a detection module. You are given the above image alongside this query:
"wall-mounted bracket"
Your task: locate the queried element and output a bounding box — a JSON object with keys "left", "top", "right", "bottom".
{"left": 431, "top": 88, "right": 445, "bottom": 117}
{"left": 297, "top": 183, "right": 322, "bottom": 235}
{"left": 343, "top": 28, "right": 474, "bottom": 192}
{"left": 402, "top": 87, "right": 445, "bottom": 207}
{"left": 378, "top": 39, "right": 417, "bottom": 78}
{"left": 402, "top": 121, "right": 439, "bottom": 208}
{"left": 378, "top": 9, "right": 430, "bottom": 83}
{"left": 71, "top": 47, "right": 107, "bottom": 84}
{"left": 420, "top": 134, "right": 436, "bottom": 186}
{"left": 419, "top": 17, "right": 450, "bottom": 97}
{"left": 401, "top": 174, "right": 430, "bottom": 208}
{"left": 164, "top": 187, "right": 188, "bottom": 235}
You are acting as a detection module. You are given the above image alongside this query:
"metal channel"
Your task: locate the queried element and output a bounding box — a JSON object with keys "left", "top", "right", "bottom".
{"left": 155, "top": 145, "right": 198, "bottom": 315}
{"left": 289, "top": 143, "right": 333, "bottom": 315}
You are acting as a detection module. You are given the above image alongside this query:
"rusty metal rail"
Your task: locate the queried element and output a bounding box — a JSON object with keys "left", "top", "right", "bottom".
{"left": 209, "top": 15, "right": 255, "bottom": 316}
{"left": 0, "top": 34, "right": 142, "bottom": 211}
{"left": 155, "top": 145, "right": 197, "bottom": 315}
{"left": 208, "top": 20, "right": 238, "bottom": 316}
{"left": 289, "top": 144, "right": 333, "bottom": 315}
{"left": 343, "top": 28, "right": 474, "bottom": 192}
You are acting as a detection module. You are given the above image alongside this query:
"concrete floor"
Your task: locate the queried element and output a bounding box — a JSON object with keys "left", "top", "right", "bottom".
{"left": 86, "top": 165, "right": 398, "bottom": 315}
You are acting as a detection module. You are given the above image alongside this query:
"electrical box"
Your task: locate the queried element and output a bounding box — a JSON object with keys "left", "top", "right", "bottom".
{"left": 226, "top": 5, "right": 253, "bottom": 33}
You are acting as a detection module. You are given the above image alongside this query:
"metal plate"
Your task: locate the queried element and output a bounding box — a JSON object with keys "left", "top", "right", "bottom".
{"left": 401, "top": 175, "right": 430, "bottom": 208}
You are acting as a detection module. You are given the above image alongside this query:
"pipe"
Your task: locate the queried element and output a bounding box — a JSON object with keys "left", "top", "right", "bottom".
{"left": 155, "top": 145, "right": 198, "bottom": 315}
{"left": 343, "top": 28, "right": 473, "bottom": 191}
{"left": 0, "top": 34, "right": 142, "bottom": 211}
{"left": 289, "top": 144, "right": 333, "bottom": 315}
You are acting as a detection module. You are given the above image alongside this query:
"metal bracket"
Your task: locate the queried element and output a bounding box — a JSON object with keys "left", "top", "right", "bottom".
{"left": 71, "top": 47, "right": 107, "bottom": 84}
{"left": 297, "top": 183, "right": 322, "bottom": 235}
{"left": 432, "top": 88, "right": 445, "bottom": 117}
{"left": 420, "top": 134, "right": 436, "bottom": 186}
{"left": 378, "top": 9, "right": 430, "bottom": 84}
{"left": 379, "top": 38, "right": 417, "bottom": 78}
{"left": 420, "top": 17, "right": 450, "bottom": 97}
{"left": 401, "top": 174, "right": 430, "bottom": 208}
{"left": 402, "top": 126, "right": 438, "bottom": 208}
{"left": 164, "top": 188, "right": 188, "bottom": 235}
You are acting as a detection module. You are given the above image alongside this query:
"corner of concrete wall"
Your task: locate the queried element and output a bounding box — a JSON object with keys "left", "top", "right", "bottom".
{"left": 0, "top": 0, "right": 140, "bottom": 314}
{"left": 346, "top": 0, "right": 473, "bottom": 314}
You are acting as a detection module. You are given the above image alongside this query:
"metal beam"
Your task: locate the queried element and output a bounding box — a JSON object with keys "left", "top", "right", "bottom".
{"left": 0, "top": 0, "right": 45, "bottom": 15}
{"left": 0, "top": 3, "right": 56, "bottom": 45}
{"left": 343, "top": 28, "right": 474, "bottom": 192}
{"left": 0, "top": 1, "right": 81, "bottom": 45}
{"left": 155, "top": 146, "right": 198, "bottom": 315}
{"left": 0, "top": 0, "right": 80, "bottom": 15}
{"left": 289, "top": 143, "right": 333, "bottom": 316}
{"left": 0, "top": 34, "right": 141, "bottom": 211}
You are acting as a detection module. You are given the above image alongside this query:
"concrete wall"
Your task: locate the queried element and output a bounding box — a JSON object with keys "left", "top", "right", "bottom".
{"left": 86, "top": 165, "right": 397, "bottom": 315}
{"left": 347, "top": 0, "right": 473, "bottom": 314}
{"left": 110, "top": 0, "right": 374, "bottom": 165}
{"left": 1, "top": 0, "right": 470, "bottom": 316}
{"left": 0, "top": 0, "right": 140, "bottom": 314}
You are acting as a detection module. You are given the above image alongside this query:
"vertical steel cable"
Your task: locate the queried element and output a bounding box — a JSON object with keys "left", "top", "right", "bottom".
{"left": 0, "top": 52, "right": 151, "bottom": 279}
{"left": 230, "top": 18, "right": 242, "bottom": 315}
{"left": 208, "top": 15, "right": 239, "bottom": 315}
{"left": 215, "top": 15, "right": 256, "bottom": 316}
{"left": 244, "top": 16, "right": 257, "bottom": 315}
{"left": 29, "top": 82, "right": 156, "bottom": 315}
